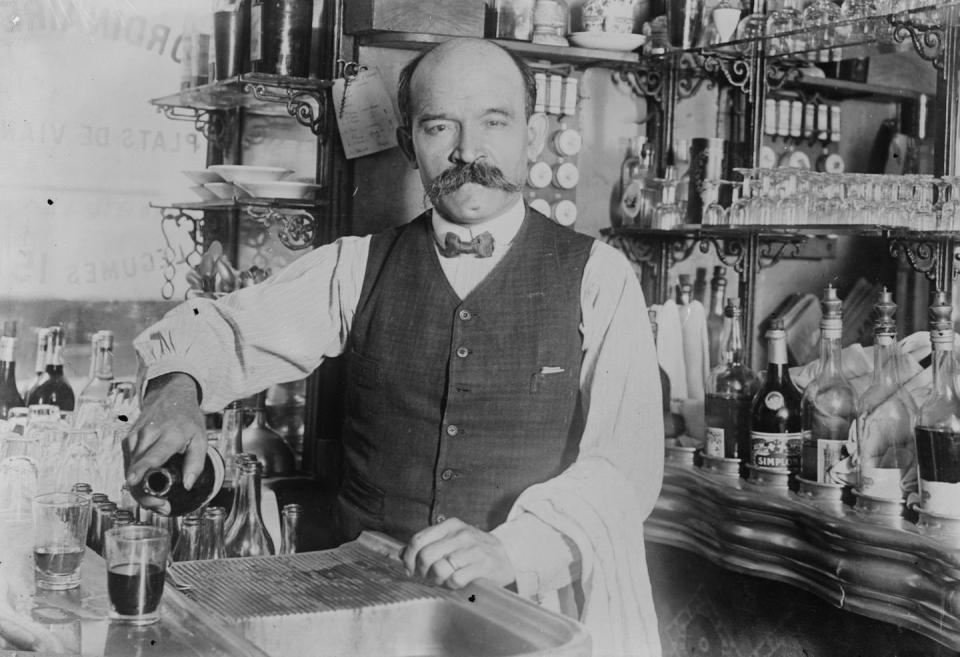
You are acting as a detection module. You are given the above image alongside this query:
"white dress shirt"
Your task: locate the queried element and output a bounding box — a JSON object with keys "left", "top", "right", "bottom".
{"left": 134, "top": 199, "right": 664, "bottom": 656}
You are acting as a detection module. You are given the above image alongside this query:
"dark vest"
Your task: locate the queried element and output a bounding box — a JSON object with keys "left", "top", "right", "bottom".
{"left": 336, "top": 209, "right": 594, "bottom": 543}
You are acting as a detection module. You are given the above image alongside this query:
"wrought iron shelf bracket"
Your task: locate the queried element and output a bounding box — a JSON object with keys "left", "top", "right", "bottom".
{"left": 888, "top": 12, "right": 947, "bottom": 73}
{"left": 244, "top": 206, "right": 319, "bottom": 251}
{"left": 888, "top": 234, "right": 959, "bottom": 291}
{"left": 241, "top": 80, "right": 328, "bottom": 137}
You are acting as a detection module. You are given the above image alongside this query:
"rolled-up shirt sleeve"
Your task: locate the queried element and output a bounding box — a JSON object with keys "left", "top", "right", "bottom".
{"left": 133, "top": 235, "right": 371, "bottom": 413}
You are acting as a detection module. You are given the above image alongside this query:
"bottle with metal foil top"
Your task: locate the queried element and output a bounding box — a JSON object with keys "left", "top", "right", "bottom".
{"left": 704, "top": 298, "right": 758, "bottom": 465}
{"left": 800, "top": 284, "right": 857, "bottom": 485}
{"left": 0, "top": 321, "right": 25, "bottom": 420}
{"left": 171, "top": 513, "right": 202, "bottom": 562}
{"left": 199, "top": 506, "right": 227, "bottom": 560}
{"left": 279, "top": 503, "right": 302, "bottom": 555}
{"left": 915, "top": 292, "right": 960, "bottom": 517}
{"left": 225, "top": 459, "right": 275, "bottom": 557}
{"left": 28, "top": 327, "right": 75, "bottom": 412}
{"left": 750, "top": 319, "right": 803, "bottom": 474}
{"left": 855, "top": 288, "right": 918, "bottom": 506}
{"left": 706, "top": 267, "right": 727, "bottom": 369}
{"left": 135, "top": 447, "right": 225, "bottom": 517}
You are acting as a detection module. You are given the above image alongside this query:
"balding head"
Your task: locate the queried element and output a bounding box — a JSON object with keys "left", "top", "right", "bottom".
{"left": 396, "top": 38, "right": 537, "bottom": 129}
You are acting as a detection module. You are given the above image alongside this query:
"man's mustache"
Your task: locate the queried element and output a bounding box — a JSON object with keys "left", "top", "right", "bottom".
{"left": 424, "top": 160, "right": 524, "bottom": 206}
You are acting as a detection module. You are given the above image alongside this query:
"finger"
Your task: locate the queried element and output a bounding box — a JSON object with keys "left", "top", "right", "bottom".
{"left": 135, "top": 493, "right": 171, "bottom": 516}
{"left": 402, "top": 519, "right": 460, "bottom": 575}
{"left": 414, "top": 528, "right": 474, "bottom": 579}
{"left": 182, "top": 429, "right": 207, "bottom": 490}
{"left": 426, "top": 556, "right": 457, "bottom": 586}
{"left": 445, "top": 559, "right": 487, "bottom": 590}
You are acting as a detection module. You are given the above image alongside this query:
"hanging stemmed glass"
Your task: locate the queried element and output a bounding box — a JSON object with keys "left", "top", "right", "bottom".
{"left": 840, "top": 0, "right": 878, "bottom": 38}
{"left": 802, "top": 0, "right": 841, "bottom": 50}
{"left": 766, "top": 0, "right": 803, "bottom": 55}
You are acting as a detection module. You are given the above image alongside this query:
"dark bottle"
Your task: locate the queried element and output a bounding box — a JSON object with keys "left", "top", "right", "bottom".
{"left": 241, "top": 391, "right": 296, "bottom": 476}
{"left": 915, "top": 291, "right": 960, "bottom": 517}
{"left": 199, "top": 506, "right": 227, "bottom": 560}
{"left": 800, "top": 285, "right": 856, "bottom": 484}
{"left": 279, "top": 503, "right": 302, "bottom": 555}
{"left": 750, "top": 319, "right": 804, "bottom": 472}
{"left": 25, "top": 328, "right": 50, "bottom": 403}
{"left": 0, "top": 320, "right": 24, "bottom": 419}
{"left": 136, "top": 448, "right": 225, "bottom": 517}
{"left": 225, "top": 459, "right": 275, "bottom": 557}
{"left": 704, "top": 298, "right": 759, "bottom": 463}
{"left": 254, "top": 0, "right": 313, "bottom": 77}
{"left": 171, "top": 513, "right": 202, "bottom": 562}
{"left": 28, "top": 327, "right": 75, "bottom": 412}
{"left": 706, "top": 267, "right": 728, "bottom": 369}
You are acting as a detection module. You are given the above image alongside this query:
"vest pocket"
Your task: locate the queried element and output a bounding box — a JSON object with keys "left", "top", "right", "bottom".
{"left": 347, "top": 349, "right": 382, "bottom": 389}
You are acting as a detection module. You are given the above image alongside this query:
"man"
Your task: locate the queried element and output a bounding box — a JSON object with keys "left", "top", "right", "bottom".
{"left": 126, "top": 38, "right": 663, "bottom": 656}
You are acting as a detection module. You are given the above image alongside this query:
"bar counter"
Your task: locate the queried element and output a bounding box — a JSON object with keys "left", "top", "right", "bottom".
{"left": 645, "top": 451, "right": 960, "bottom": 652}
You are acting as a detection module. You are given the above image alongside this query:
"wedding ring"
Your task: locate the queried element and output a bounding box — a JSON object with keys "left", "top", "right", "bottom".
{"left": 445, "top": 555, "right": 458, "bottom": 571}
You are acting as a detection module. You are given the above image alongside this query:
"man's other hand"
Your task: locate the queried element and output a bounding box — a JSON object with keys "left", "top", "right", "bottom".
{"left": 401, "top": 518, "right": 515, "bottom": 590}
{"left": 123, "top": 372, "right": 206, "bottom": 514}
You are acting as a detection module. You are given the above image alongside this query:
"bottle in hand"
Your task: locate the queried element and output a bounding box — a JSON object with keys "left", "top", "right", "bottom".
{"left": 132, "top": 448, "right": 225, "bottom": 517}
{"left": 750, "top": 318, "right": 803, "bottom": 473}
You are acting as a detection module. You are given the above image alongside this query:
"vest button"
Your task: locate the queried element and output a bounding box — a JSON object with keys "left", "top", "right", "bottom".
{"left": 440, "top": 469, "right": 454, "bottom": 481}
{"left": 458, "top": 309, "right": 472, "bottom": 321}
{"left": 455, "top": 346, "right": 469, "bottom": 358}
{"left": 435, "top": 514, "right": 447, "bottom": 524}
{"left": 446, "top": 424, "right": 459, "bottom": 436}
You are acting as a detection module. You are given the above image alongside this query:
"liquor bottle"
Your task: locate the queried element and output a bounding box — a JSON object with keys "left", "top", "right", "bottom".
{"left": 199, "top": 506, "right": 227, "bottom": 560}
{"left": 706, "top": 267, "right": 728, "bottom": 369}
{"left": 915, "top": 291, "right": 960, "bottom": 517}
{"left": 76, "top": 331, "right": 115, "bottom": 427}
{"left": 800, "top": 285, "right": 857, "bottom": 484}
{"left": 136, "top": 447, "right": 225, "bottom": 517}
{"left": 28, "top": 327, "right": 75, "bottom": 412}
{"left": 171, "top": 513, "right": 202, "bottom": 562}
{"left": 224, "top": 459, "right": 275, "bottom": 557}
{"left": 855, "top": 288, "right": 917, "bottom": 502}
{"left": 750, "top": 319, "right": 804, "bottom": 472}
{"left": 705, "top": 298, "right": 759, "bottom": 463}
{"left": 0, "top": 321, "right": 24, "bottom": 419}
{"left": 25, "top": 328, "right": 50, "bottom": 402}
{"left": 279, "top": 503, "right": 302, "bottom": 555}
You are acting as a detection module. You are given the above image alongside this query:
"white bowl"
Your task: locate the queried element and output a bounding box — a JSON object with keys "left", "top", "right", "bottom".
{"left": 568, "top": 31, "right": 646, "bottom": 52}
{"left": 190, "top": 185, "right": 219, "bottom": 201}
{"left": 183, "top": 169, "right": 225, "bottom": 185}
{"left": 203, "top": 182, "right": 249, "bottom": 200}
{"left": 207, "top": 165, "right": 293, "bottom": 184}
{"left": 235, "top": 181, "right": 322, "bottom": 200}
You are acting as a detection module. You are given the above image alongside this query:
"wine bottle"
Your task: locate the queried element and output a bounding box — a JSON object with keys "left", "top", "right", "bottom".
{"left": 706, "top": 267, "right": 727, "bottom": 369}
{"left": 750, "top": 318, "right": 804, "bottom": 472}
{"left": 705, "top": 298, "right": 759, "bottom": 463}
{"left": 136, "top": 447, "right": 225, "bottom": 517}
{"left": 800, "top": 285, "right": 856, "bottom": 484}
{"left": 0, "top": 320, "right": 25, "bottom": 420}
{"left": 25, "top": 327, "right": 50, "bottom": 402}
{"left": 224, "top": 459, "right": 275, "bottom": 557}
{"left": 28, "top": 326, "right": 75, "bottom": 412}
{"left": 855, "top": 288, "right": 917, "bottom": 503}
{"left": 915, "top": 291, "right": 960, "bottom": 517}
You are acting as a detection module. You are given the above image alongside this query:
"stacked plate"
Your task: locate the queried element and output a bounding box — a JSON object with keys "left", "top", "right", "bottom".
{"left": 183, "top": 165, "right": 321, "bottom": 200}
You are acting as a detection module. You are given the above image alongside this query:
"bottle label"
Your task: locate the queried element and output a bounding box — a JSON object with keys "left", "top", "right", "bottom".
{"left": 802, "top": 436, "right": 847, "bottom": 483}
{"left": 860, "top": 467, "right": 901, "bottom": 500}
{"left": 751, "top": 430, "right": 802, "bottom": 470}
{"left": 705, "top": 427, "right": 724, "bottom": 458}
{"left": 0, "top": 336, "right": 14, "bottom": 362}
{"left": 250, "top": 2, "right": 262, "bottom": 64}
{"left": 920, "top": 479, "right": 960, "bottom": 516}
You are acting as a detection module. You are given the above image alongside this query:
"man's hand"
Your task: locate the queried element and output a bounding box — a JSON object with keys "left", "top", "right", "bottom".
{"left": 123, "top": 372, "right": 206, "bottom": 514}
{"left": 401, "top": 518, "right": 515, "bottom": 590}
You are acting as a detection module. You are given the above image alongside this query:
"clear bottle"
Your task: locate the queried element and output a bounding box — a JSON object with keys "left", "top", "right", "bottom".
{"left": 241, "top": 392, "right": 296, "bottom": 477}
{"left": 800, "top": 285, "right": 857, "bottom": 484}
{"left": 855, "top": 288, "right": 917, "bottom": 503}
{"left": 25, "top": 328, "right": 50, "bottom": 403}
{"left": 706, "top": 267, "right": 728, "bottom": 369}
{"left": 171, "top": 513, "right": 202, "bottom": 562}
{"left": 0, "top": 321, "right": 25, "bottom": 420}
{"left": 915, "top": 291, "right": 960, "bottom": 517}
{"left": 224, "top": 459, "right": 275, "bottom": 557}
{"left": 135, "top": 448, "right": 225, "bottom": 517}
{"left": 28, "top": 327, "right": 75, "bottom": 412}
{"left": 279, "top": 503, "right": 302, "bottom": 555}
{"left": 199, "top": 506, "right": 227, "bottom": 560}
{"left": 219, "top": 401, "right": 243, "bottom": 489}
{"left": 76, "top": 331, "right": 115, "bottom": 428}
{"left": 705, "top": 298, "right": 759, "bottom": 463}
{"left": 750, "top": 319, "right": 804, "bottom": 472}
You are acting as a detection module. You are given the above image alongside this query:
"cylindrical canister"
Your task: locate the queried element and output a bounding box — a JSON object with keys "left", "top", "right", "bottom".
{"left": 255, "top": 0, "right": 313, "bottom": 77}
{"left": 686, "top": 137, "right": 731, "bottom": 224}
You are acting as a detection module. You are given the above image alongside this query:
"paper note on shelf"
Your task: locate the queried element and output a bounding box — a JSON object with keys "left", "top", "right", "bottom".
{"left": 332, "top": 67, "right": 399, "bottom": 160}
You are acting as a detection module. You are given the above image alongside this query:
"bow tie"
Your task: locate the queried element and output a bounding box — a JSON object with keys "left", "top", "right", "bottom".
{"left": 437, "top": 231, "right": 495, "bottom": 258}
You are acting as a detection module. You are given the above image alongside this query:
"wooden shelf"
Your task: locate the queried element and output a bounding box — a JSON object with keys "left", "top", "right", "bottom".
{"left": 646, "top": 461, "right": 960, "bottom": 650}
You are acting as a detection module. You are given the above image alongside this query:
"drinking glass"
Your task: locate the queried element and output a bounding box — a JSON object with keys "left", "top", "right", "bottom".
{"left": 103, "top": 525, "right": 170, "bottom": 625}
{"left": 54, "top": 429, "right": 102, "bottom": 494}
{"left": 33, "top": 492, "right": 91, "bottom": 590}
{"left": 802, "top": 0, "right": 841, "bottom": 49}
{"left": 0, "top": 456, "right": 38, "bottom": 520}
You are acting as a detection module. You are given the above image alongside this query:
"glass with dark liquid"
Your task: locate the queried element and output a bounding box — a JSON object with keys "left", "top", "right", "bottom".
{"left": 103, "top": 525, "right": 170, "bottom": 625}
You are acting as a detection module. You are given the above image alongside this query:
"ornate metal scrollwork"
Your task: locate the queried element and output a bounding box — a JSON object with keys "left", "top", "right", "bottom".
{"left": 159, "top": 208, "right": 205, "bottom": 300}
{"left": 764, "top": 61, "right": 803, "bottom": 92}
{"left": 242, "top": 81, "right": 327, "bottom": 136}
{"left": 889, "top": 12, "right": 945, "bottom": 72}
{"left": 758, "top": 238, "right": 802, "bottom": 269}
{"left": 676, "top": 52, "right": 716, "bottom": 100}
{"left": 889, "top": 237, "right": 957, "bottom": 286}
{"left": 700, "top": 53, "right": 754, "bottom": 98}
{"left": 245, "top": 206, "right": 319, "bottom": 251}
{"left": 614, "top": 66, "right": 665, "bottom": 104}
{"left": 700, "top": 236, "right": 747, "bottom": 274}
{"left": 156, "top": 106, "right": 235, "bottom": 150}
{"left": 605, "top": 232, "right": 698, "bottom": 271}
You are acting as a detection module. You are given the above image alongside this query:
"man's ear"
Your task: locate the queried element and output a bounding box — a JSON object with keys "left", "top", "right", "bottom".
{"left": 397, "top": 126, "right": 418, "bottom": 169}
{"left": 526, "top": 112, "right": 548, "bottom": 161}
